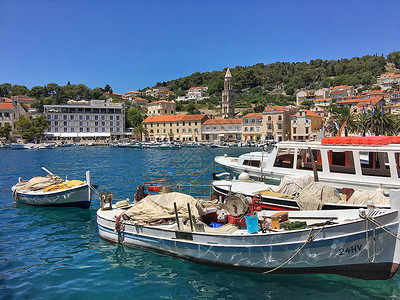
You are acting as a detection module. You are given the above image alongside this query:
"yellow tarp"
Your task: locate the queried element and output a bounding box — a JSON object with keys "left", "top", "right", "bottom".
{"left": 43, "top": 180, "right": 84, "bottom": 193}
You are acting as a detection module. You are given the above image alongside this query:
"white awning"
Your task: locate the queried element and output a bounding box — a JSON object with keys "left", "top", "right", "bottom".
{"left": 155, "top": 135, "right": 160, "bottom": 138}
{"left": 94, "top": 133, "right": 111, "bottom": 137}
{"left": 60, "top": 133, "right": 78, "bottom": 137}
{"left": 182, "top": 134, "right": 193, "bottom": 137}
{"left": 218, "top": 134, "right": 225, "bottom": 137}
{"left": 77, "top": 133, "right": 94, "bottom": 137}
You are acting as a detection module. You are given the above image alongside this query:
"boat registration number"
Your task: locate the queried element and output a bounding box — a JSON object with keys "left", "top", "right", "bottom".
{"left": 338, "top": 244, "right": 362, "bottom": 255}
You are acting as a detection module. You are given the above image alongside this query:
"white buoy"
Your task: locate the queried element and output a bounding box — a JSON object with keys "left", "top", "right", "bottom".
{"left": 238, "top": 172, "right": 250, "bottom": 181}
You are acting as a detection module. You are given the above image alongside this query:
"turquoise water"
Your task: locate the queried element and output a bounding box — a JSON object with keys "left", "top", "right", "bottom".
{"left": 1, "top": 146, "right": 400, "bottom": 299}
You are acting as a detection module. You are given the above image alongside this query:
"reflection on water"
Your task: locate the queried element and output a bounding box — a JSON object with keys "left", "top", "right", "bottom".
{"left": 1, "top": 146, "right": 400, "bottom": 299}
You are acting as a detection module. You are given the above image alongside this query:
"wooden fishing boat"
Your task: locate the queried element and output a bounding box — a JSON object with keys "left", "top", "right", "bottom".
{"left": 215, "top": 136, "right": 400, "bottom": 194}
{"left": 12, "top": 170, "right": 94, "bottom": 209}
{"left": 97, "top": 190, "right": 400, "bottom": 280}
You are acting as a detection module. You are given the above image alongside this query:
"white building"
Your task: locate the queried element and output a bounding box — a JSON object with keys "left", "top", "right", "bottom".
{"left": 176, "top": 87, "right": 209, "bottom": 102}
{"left": 202, "top": 118, "right": 242, "bottom": 142}
{"left": 44, "top": 100, "right": 124, "bottom": 140}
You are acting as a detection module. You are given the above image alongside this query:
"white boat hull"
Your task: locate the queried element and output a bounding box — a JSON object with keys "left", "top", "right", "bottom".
{"left": 15, "top": 184, "right": 91, "bottom": 209}
{"left": 97, "top": 208, "right": 400, "bottom": 279}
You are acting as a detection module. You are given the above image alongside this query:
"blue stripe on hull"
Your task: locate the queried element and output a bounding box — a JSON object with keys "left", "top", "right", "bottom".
{"left": 97, "top": 222, "right": 395, "bottom": 252}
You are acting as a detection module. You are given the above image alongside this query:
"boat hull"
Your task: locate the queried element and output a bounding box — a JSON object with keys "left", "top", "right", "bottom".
{"left": 97, "top": 208, "right": 400, "bottom": 280}
{"left": 16, "top": 184, "right": 91, "bottom": 209}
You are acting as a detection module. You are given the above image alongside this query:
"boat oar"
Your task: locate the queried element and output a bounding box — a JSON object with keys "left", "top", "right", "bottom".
{"left": 41, "top": 167, "right": 54, "bottom": 175}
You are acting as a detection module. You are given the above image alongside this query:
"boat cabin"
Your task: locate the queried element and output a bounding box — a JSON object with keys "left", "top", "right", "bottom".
{"left": 268, "top": 137, "right": 400, "bottom": 187}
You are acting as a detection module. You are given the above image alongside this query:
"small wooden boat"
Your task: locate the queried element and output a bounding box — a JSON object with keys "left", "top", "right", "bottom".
{"left": 97, "top": 190, "right": 400, "bottom": 280}
{"left": 12, "top": 170, "right": 94, "bottom": 209}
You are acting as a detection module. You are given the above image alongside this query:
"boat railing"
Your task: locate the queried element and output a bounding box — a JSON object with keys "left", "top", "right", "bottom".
{"left": 144, "top": 183, "right": 216, "bottom": 200}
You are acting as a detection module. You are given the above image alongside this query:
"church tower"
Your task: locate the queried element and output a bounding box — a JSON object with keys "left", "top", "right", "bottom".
{"left": 221, "top": 66, "right": 235, "bottom": 118}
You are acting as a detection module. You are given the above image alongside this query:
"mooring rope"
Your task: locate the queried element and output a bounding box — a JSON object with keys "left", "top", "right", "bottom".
{"left": 262, "top": 223, "right": 327, "bottom": 274}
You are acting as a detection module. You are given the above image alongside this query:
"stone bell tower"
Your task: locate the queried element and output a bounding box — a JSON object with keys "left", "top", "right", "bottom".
{"left": 221, "top": 66, "right": 235, "bottom": 118}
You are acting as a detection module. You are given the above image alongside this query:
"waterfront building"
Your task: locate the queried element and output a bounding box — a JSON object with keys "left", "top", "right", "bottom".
{"left": 221, "top": 67, "right": 235, "bottom": 118}
{"left": 147, "top": 100, "right": 176, "bottom": 116}
{"left": 143, "top": 114, "right": 208, "bottom": 142}
{"left": 263, "top": 105, "right": 294, "bottom": 142}
{"left": 242, "top": 113, "right": 263, "bottom": 141}
{"left": 291, "top": 109, "right": 323, "bottom": 141}
{"left": 202, "top": 118, "right": 241, "bottom": 142}
{"left": 44, "top": 100, "right": 124, "bottom": 141}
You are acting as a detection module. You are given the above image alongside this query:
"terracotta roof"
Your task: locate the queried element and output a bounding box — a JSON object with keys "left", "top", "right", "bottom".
{"left": 125, "top": 90, "right": 140, "bottom": 94}
{"left": 362, "top": 90, "right": 385, "bottom": 95}
{"left": 242, "top": 113, "right": 262, "bottom": 118}
{"left": 304, "top": 109, "right": 323, "bottom": 118}
{"left": 15, "top": 95, "right": 35, "bottom": 101}
{"left": 0, "top": 103, "right": 13, "bottom": 109}
{"left": 132, "top": 97, "right": 148, "bottom": 102}
{"left": 332, "top": 85, "right": 353, "bottom": 90}
{"left": 338, "top": 96, "right": 384, "bottom": 105}
{"left": 189, "top": 87, "right": 204, "bottom": 90}
{"left": 203, "top": 118, "right": 241, "bottom": 125}
{"left": 355, "top": 98, "right": 384, "bottom": 109}
{"left": 182, "top": 114, "right": 208, "bottom": 121}
{"left": 1, "top": 97, "right": 12, "bottom": 103}
{"left": 336, "top": 99, "right": 362, "bottom": 104}
{"left": 292, "top": 109, "right": 323, "bottom": 118}
{"left": 148, "top": 100, "right": 175, "bottom": 105}
{"left": 264, "top": 105, "right": 287, "bottom": 112}
{"left": 143, "top": 115, "right": 185, "bottom": 123}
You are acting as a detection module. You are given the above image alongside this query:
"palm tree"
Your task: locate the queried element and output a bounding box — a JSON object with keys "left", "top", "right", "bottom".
{"left": 329, "top": 106, "right": 357, "bottom": 136}
{"left": 134, "top": 124, "right": 148, "bottom": 141}
{"left": 362, "top": 106, "right": 396, "bottom": 135}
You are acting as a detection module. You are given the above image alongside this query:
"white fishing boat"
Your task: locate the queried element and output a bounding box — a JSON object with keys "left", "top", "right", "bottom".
{"left": 159, "top": 142, "right": 181, "bottom": 150}
{"left": 10, "top": 142, "right": 54, "bottom": 150}
{"left": 212, "top": 173, "right": 391, "bottom": 211}
{"left": 12, "top": 169, "right": 94, "bottom": 209}
{"left": 215, "top": 136, "right": 400, "bottom": 194}
{"left": 97, "top": 190, "right": 400, "bottom": 280}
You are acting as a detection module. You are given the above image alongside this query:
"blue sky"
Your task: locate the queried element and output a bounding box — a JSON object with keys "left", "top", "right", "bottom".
{"left": 1, "top": 0, "right": 399, "bottom": 94}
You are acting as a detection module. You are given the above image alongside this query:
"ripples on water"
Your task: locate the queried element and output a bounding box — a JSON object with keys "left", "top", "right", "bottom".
{"left": 1, "top": 146, "right": 400, "bottom": 299}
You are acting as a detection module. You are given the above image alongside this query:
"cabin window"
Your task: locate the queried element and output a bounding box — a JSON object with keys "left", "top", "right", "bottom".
{"left": 296, "top": 149, "right": 322, "bottom": 171}
{"left": 396, "top": 153, "right": 400, "bottom": 177}
{"left": 273, "top": 148, "right": 295, "bottom": 168}
{"left": 361, "top": 151, "right": 391, "bottom": 177}
{"left": 328, "top": 150, "right": 356, "bottom": 174}
{"left": 243, "top": 160, "right": 261, "bottom": 168}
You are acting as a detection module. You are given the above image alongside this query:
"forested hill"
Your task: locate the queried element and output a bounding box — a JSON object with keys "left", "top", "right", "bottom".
{"left": 154, "top": 52, "right": 400, "bottom": 96}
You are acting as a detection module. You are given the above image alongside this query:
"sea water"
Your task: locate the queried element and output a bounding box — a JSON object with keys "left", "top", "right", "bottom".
{"left": 1, "top": 146, "right": 400, "bottom": 299}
